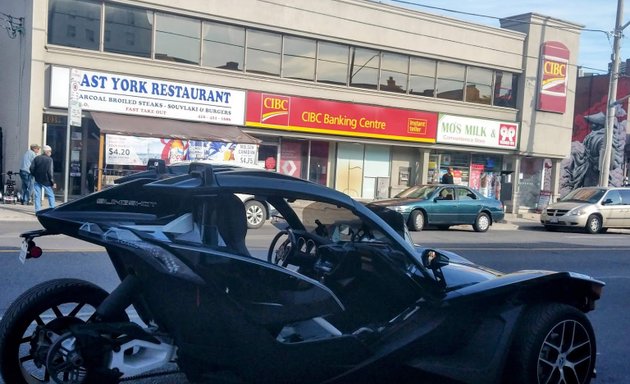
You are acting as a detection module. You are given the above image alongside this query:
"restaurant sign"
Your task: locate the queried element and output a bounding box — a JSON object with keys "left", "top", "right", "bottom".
{"left": 245, "top": 92, "right": 437, "bottom": 143}
{"left": 49, "top": 66, "right": 245, "bottom": 125}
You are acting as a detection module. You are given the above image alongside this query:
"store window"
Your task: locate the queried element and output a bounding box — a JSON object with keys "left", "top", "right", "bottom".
{"left": 380, "top": 52, "right": 408, "bottom": 93}
{"left": 104, "top": 3, "right": 152, "bottom": 58}
{"left": 465, "top": 67, "right": 493, "bottom": 105}
{"left": 336, "top": 143, "right": 364, "bottom": 197}
{"left": 494, "top": 71, "right": 518, "bottom": 108}
{"left": 349, "top": 47, "right": 379, "bottom": 90}
{"left": 436, "top": 62, "right": 465, "bottom": 101}
{"left": 202, "top": 22, "right": 244, "bottom": 71}
{"left": 316, "top": 41, "right": 349, "bottom": 85}
{"left": 409, "top": 57, "right": 436, "bottom": 97}
{"left": 283, "top": 36, "right": 316, "bottom": 81}
{"left": 48, "top": 0, "right": 101, "bottom": 50}
{"left": 246, "top": 29, "right": 282, "bottom": 76}
{"left": 309, "top": 141, "right": 329, "bottom": 185}
{"left": 155, "top": 13, "right": 200, "bottom": 64}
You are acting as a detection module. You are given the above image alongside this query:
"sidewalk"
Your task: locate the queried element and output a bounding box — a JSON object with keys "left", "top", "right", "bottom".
{"left": 0, "top": 202, "right": 542, "bottom": 230}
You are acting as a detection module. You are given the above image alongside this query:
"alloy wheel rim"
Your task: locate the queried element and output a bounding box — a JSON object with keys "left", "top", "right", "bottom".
{"left": 247, "top": 205, "right": 264, "bottom": 226}
{"left": 537, "top": 319, "right": 592, "bottom": 384}
{"left": 478, "top": 215, "right": 489, "bottom": 231}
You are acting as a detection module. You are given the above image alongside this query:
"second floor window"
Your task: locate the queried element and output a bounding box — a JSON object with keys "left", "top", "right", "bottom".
{"left": 155, "top": 13, "right": 200, "bottom": 64}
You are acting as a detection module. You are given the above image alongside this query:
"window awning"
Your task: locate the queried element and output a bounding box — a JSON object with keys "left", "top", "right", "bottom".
{"left": 91, "top": 112, "right": 260, "bottom": 144}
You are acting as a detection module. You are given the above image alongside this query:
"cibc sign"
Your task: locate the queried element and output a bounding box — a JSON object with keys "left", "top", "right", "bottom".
{"left": 537, "top": 41, "right": 570, "bottom": 114}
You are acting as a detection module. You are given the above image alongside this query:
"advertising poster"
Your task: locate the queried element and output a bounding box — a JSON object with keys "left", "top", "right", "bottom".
{"left": 469, "top": 164, "right": 484, "bottom": 191}
{"left": 279, "top": 141, "right": 303, "bottom": 177}
{"left": 188, "top": 141, "right": 258, "bottom": 166}
{"left": 105, "top": 135, "right": 189, "bottom": 166}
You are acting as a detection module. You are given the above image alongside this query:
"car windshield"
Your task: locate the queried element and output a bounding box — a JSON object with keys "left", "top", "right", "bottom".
{"left": 559, "top": 188, "right": 606, "bottom": 203}
{"left": 394, "top": 185, "right": 438, "bottom": 199}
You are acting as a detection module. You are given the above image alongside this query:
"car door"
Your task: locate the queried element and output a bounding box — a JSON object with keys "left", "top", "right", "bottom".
{"left": 430, "top": 187, "right": 458, "bottom": 224}
{"left": 455, "top": 187, "right": 481, "bottom": 224}
{"left": 599, "top": 190, "right": 623, "bottom": 227}
{"left": 618, "top": 189, "right": 630, "bottom": 227}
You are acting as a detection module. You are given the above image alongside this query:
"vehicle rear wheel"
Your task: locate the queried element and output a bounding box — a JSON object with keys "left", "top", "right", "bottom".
{"left": 504, "top": 303, "right": 596, "bottom": 384}
{"left": 473, "top": 212, "right": 490, "bottom": 232}
{"left": 585, "top": 214, "right": 602, "bottom": 234}
{"left": 0, "top": 278, "right": 123, "bottom": 384}
{"left": 245, "top": 200, "right": 266, "bottom": 229}
{"left": 409, "top": 210, "right": 425, "bottom": 231}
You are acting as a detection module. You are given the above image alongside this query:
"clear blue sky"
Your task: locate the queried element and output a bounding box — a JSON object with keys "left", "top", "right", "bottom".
{"left": 372, "top": 0, "right": 630, "bottom": 74}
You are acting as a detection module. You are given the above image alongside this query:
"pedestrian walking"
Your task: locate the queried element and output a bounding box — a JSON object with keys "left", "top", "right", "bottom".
{"left": 19, "top": 143, "right": 40, "bottom": 204}
{"left": 30, "top": 145, "right": 56, "bottom": 211}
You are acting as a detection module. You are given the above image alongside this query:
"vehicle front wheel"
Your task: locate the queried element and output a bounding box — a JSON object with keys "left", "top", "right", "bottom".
{"left": 504, "top": 303, "right": 596, "bottom": 384}
{"left": 409, "top": 210, "right": 425, "bottom": 231}
{"left": 0, "top": 279, "right": 123, "bottom": 384}
{"left": 473, "top": 212, "right": 490, "bottom": 232}
{"left": 245, "top": 200, "right": 266, "bottom": 229}
{"left": 585, "top": 214, "right": 602, "bottom": 234}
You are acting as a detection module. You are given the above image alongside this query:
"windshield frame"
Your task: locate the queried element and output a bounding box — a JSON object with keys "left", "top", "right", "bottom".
{"left": 559, "top": 187, "right": 606, "bottom": 204}
{"left": 394, "top": 185, "right": 439, "bottom": 199}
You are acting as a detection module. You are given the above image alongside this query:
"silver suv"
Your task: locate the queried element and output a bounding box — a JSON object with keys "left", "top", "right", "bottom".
{"left": 540, "top": 186, "right": 630, "bottom": 233}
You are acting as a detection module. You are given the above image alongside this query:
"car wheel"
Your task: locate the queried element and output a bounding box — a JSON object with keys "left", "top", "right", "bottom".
{"left": 409, "top": 210, "right": 425, "bottom": 231}
{"left": 504, "top": 303, "right": 596, "bottom": 384}
{"left": 0, "top": 279, "right": 126, "bottom": 384}
{"left": 473, "top": 212, "right": 490, "bottom": 232}
{"left": 245, "top": 200, "right": 266, "bottom": 229}
{"left": 585, "top": 214, "right": 602, "bottom": 234}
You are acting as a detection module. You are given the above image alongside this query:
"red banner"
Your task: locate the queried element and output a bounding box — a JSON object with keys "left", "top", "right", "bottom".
{"left": 246, "top": 92, "right": 437, "bottom": 143}
{"left": 537, "top": 41, "right": 570, "bottom": 113}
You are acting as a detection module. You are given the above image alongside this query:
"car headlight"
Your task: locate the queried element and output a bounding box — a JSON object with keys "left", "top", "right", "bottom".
{"left": 568, "top": 207, "right": 587, "bottom": 216}
{"left": 391, "top": 205, "right": 410, "bottom": 213}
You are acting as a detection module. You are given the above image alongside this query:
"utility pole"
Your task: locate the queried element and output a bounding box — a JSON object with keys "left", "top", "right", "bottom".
{"left": 600, "top": 0, "right": 627, "bottom": 187}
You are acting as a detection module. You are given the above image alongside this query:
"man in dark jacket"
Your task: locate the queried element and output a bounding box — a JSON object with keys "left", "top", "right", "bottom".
{"left": 441, "top": 167, "right": 454, "bottom": 184}
{"left": 30, "top": 145, "right": 56, "bottom": 211}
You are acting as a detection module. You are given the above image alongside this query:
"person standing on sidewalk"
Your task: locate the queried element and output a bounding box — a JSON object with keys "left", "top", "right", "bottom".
{"left": 19, "top": 143, "right": 40, "bottom": 205}
{"left": 30, "top": 145, "right": 56, "bottom": 211}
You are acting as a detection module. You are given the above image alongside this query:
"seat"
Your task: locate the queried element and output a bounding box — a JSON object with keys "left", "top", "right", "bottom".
{"left": 216, "top": 193, "right": 252, "bottom": 257}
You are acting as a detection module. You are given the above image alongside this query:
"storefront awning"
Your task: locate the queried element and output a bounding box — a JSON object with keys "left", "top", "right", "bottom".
{"left": 91, "top": 112, "right": 260, "bottom": 144}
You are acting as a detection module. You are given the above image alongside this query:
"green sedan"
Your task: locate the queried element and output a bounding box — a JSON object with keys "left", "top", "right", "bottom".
{"left": 368, "top": 184, "right": 505, "bottom": 232}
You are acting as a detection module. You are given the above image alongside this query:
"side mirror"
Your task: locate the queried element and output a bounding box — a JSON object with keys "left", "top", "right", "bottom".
{"left": 422, "top": 249, "right": 449, "bottom": 269}
{"left": 421, "top": 249, "right": 449, "bottom": 289}
{"left": 602, "top": 198, "right": 613, "bottom": 205}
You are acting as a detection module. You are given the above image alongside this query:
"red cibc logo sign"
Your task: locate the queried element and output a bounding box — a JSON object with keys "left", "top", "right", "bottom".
{"left": 498, "top": 124, "right": 517, "bottom": 147}
{"left": 537, "top": 41, "right": 570, "bottom": 114}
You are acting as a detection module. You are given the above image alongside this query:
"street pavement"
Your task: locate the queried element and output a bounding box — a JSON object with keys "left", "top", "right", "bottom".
{"left": 0, "top": 200, "right": 543, "bottom": 229}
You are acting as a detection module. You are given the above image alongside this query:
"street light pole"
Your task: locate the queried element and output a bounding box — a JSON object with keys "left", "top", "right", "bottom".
{"left": 600, "top": 0, "right": 626, "bottom": 187}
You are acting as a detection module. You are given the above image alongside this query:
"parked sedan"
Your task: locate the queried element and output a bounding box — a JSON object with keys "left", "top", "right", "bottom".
{"left": 369, "top": 184, "right": 505, "bottom": 232}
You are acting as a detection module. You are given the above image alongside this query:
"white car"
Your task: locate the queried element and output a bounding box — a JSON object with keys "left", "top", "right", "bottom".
{"left": 540, "top": 186, "right": 630, "bottom": 233}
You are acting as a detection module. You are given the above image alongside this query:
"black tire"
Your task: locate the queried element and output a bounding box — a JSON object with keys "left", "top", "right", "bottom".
{"left": 409, "top": 210, "right": 425, "bottom": 231}
{"left": 244, "top": 200, "right": 266, "bottom": 229}
{"left": 473, "top": 212, "right": 491, "bottom": 232}
{"left": 504, "top": 303, "right": 596, "bottom": 384}
{"left": 0, "top": 278, "right": 120, "bottom": 384}
{"left": 585, "top": 214, "right": 602, "bottom": 234}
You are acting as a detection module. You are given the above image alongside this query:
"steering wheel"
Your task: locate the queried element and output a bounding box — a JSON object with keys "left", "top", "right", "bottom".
{"left": 267, "top": 229, "right": 297, "bottom": 267}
